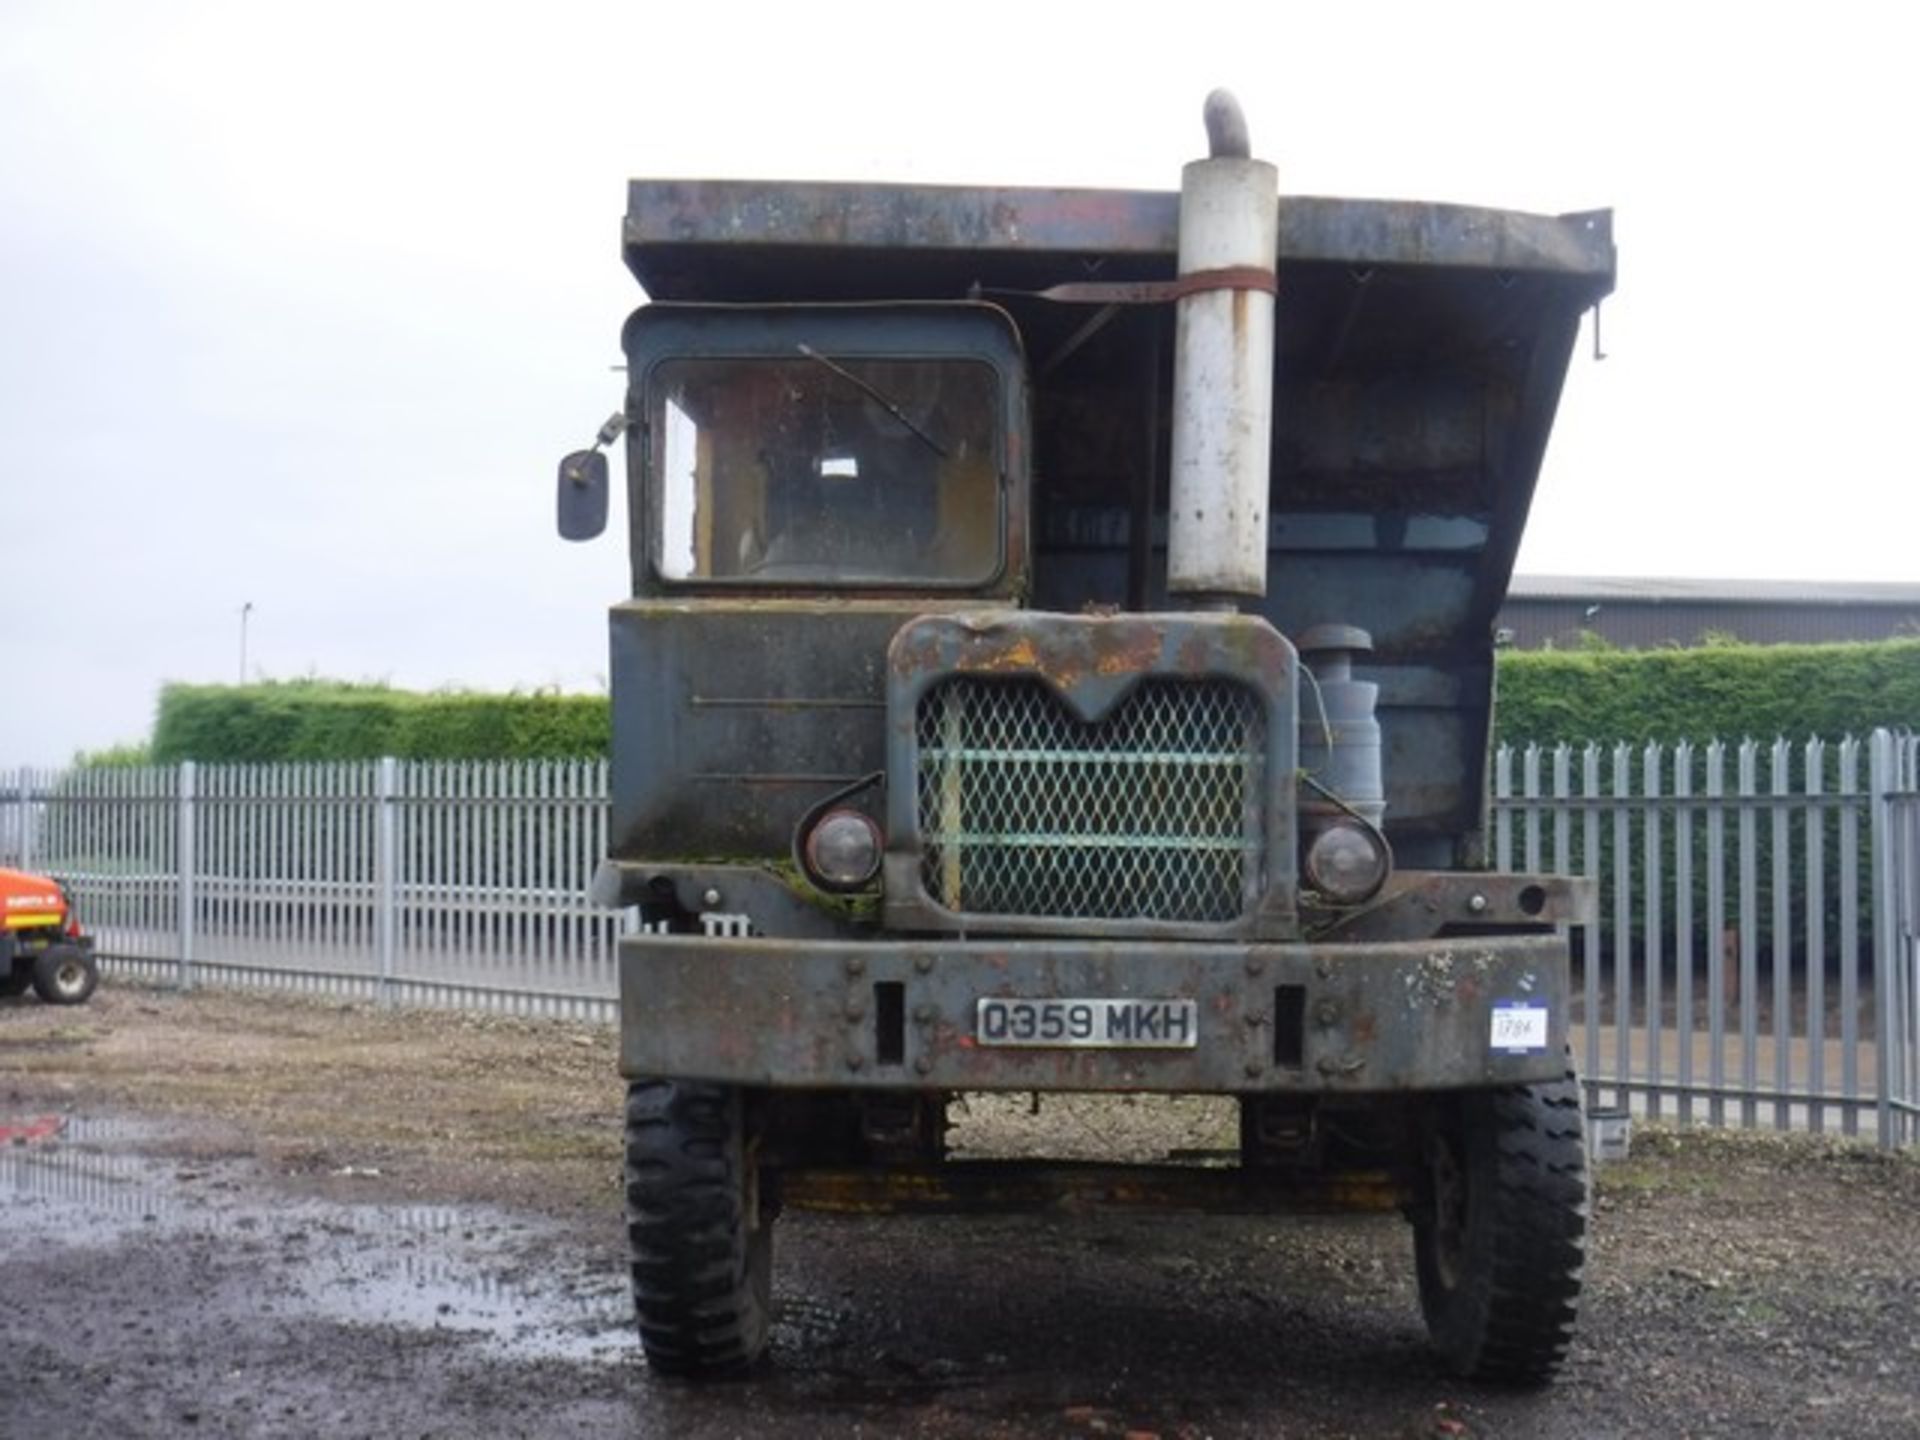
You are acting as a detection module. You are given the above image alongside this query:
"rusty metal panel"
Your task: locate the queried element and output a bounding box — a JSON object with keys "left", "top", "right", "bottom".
{"left": 623, "top": 183, "right": 1615, "bottom": 297}
{"left": 617, "top": 931, "right": 1570, "bottom": 1093}
{"left": 1307, "top": 869, "right": 1594, "bottom": 942}
{"left": 778, "top": 1162, "right": 1407, "bottom": 1216}
{"left": 608, "top": 600, "right": 937, "bottom": 862}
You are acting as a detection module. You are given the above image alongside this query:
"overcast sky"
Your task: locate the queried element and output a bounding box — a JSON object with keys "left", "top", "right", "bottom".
{"left": 2, "top": 1, "right": 1913, "bottom": 765}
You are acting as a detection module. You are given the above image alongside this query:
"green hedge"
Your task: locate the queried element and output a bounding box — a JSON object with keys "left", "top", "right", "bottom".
{"left": 133, "top": 640, "right": 1919, "bottom": 765}
{"left": 1491, "top": 641, "right": 1917, "bottom": 966}
{"left": 1494, "top": 638, "right": 1920, "bottom": 750}
{"left": 149, "top": 681, "right": 611, "bottom": 763}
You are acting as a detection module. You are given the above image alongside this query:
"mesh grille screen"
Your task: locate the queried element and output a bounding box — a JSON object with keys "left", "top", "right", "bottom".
{"left": 916, "top": 678, "right": 1266, "bottom": 922}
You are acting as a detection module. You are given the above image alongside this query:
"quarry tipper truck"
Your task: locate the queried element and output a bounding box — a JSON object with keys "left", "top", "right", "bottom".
{"left": 558, "top": 92, "right": 1614, "bottom": 1383}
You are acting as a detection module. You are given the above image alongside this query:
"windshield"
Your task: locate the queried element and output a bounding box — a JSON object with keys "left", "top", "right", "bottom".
{"left": 650, "top": 354, "right": 1002, "bottom": 585}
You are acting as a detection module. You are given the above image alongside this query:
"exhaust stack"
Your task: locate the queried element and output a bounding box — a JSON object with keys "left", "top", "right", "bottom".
{"left": 1167, "top": 90, "right": 1278, "bottom": 605}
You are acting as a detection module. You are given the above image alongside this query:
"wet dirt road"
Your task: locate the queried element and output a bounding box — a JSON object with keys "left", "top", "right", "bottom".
{"left": 4, "top": 987, "right": 1918, "bottom": 1439}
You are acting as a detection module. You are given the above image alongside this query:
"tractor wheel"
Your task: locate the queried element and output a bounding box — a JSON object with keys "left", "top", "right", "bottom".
{"left": 0, "top": 962, "right": 31, "bottom": 998}
{"left": 624, "top": 1078, "right": 773, "bottom": 1378}
{"left": 1413, "top": 1073, "right": 1588, "bottom": 1384}
{"left": 32, "top": 945, "right": 99, "bottom": 1006}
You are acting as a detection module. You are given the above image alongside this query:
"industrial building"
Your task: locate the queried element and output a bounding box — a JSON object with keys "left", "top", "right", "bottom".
{"left": 1497, "top": 576, "right": 1920, "bottom": 650}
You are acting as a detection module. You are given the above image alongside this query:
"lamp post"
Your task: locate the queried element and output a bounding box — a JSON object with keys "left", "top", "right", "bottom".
{"left": 239, "top": 601, "right": 253, "bottom": 685}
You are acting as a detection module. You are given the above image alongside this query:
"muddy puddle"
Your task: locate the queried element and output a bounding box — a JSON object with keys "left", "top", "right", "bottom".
{"left": 0, "top": 1113, "right": 633, "bottom": 1367}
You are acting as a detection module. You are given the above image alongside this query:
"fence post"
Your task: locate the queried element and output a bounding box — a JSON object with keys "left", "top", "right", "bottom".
{"left": 1493, "top": 745, "right": 1513, "bottom": 871}
{"left": 12, "top": 765, "right": 33, "bottom": 870}
{"left": 1612, "top": 742, "right": 1634, "bottom": 1114}
{"left": 1803, "top": 737, "right": 1827, "bottom": 1135}
{"left": 1737, "top": 740, "right": 1759, "bottom": 1129}
{"left": 177, "top": 761, "right": 197, "bottom": 990}
{"left": 1870, "top": 729, "right": 1897, "bottom": 1148}
{"left": 1839, "top": 737, "right": 1863, "bottom": 1136}
{"left": 1907, "top": 735, "right": 1920, "bottom": 1149}
{"left": 1906, "top": 735, "right": 1920, "bottom": 1149}
{"left": 1674, "top": 740, "right": 1695, "bottom": 1128}
{"left": 1644, "top": 742, "right": 1664, "bottom": 1122}
{"left": 376, "top": 756, "right": 398, "bottom": 1006}
{"left": 1771, "top": 737, "right": 1793, "bottom": 1132}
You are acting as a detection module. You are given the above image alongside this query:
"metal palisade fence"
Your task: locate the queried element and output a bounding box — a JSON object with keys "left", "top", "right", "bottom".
{"left": 1494, "top": 730, "right": 1918, "bottom": 1147}
{"left": 4, "top": 732, "right": 1917, "bottom": 1145}
{"left": 1, "top": 759, "right": 626, "bottom": 1021}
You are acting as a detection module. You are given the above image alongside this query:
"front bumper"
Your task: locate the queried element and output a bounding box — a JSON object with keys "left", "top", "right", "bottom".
{"left": 619, "top": 933, "right": 1569, "bottom": 1093}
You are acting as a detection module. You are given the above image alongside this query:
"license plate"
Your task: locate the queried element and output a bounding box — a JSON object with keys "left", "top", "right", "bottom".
{"left": 975, "top": 997, "right": 1199, "bottom": 1049}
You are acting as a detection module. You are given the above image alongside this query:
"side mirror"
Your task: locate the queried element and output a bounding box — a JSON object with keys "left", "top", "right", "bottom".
{"left": 556, "top": 450, "right": 609, "bottom": 541}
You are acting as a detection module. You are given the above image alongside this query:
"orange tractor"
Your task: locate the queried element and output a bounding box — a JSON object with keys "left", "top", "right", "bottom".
{"left": 1, "top": 867, "right": 99, "bottom": 1005}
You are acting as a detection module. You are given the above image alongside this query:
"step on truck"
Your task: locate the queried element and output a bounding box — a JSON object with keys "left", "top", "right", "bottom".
{"left": 557, "top": 91, "right": 1613, "bottom": 1384}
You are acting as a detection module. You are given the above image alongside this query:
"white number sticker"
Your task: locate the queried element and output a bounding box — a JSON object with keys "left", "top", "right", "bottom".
{"left": 1490, "top": 1002, "right": 1549, "bottom": 1054}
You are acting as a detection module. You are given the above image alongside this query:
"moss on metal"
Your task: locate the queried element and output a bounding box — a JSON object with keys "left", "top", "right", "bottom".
{"left": 763, "top": 859, "right": 883, "bottom": 922}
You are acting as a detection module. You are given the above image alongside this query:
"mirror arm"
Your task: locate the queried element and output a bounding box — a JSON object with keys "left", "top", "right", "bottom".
{"left": 565, "top": 411, "right": 628, "bottom": 486}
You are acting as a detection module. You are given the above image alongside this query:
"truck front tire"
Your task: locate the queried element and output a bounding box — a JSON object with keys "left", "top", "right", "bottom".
{"left": 624, "top": 1078, "right": 773, "bottom": 1378}
{"left": 1413, "top": 1074, "right": 1588, "bottom": 1384}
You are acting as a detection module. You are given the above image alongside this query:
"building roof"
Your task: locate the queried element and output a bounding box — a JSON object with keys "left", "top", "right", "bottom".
{"left": 1508, "top": 575, "right": 1920, "bottom": 607}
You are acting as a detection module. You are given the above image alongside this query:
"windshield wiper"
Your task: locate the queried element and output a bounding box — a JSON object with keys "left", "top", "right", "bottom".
{"left": 796, "top": 344, "right": 949, "bottom": 458}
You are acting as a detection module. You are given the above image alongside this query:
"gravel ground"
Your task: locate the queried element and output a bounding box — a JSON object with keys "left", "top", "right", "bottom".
{"left": 3, "top": 983, "right": 1918, "bottom": 1439}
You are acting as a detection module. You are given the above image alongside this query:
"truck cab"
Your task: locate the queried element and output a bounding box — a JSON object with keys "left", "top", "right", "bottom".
{"left": 560, "top": 93, "right": 1614, "bottom": 1383}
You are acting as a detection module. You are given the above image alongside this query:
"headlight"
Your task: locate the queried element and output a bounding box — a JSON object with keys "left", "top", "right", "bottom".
{"left": 1303, "top": 820, "right": 1391, "bottom": 905}
{"left": 800, "top": 808, "right": 883, "bottom": 892}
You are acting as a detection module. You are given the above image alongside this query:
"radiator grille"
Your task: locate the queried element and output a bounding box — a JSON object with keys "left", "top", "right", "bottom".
{"left": 915, "top": 678, "right": 1266, "bottom": 922}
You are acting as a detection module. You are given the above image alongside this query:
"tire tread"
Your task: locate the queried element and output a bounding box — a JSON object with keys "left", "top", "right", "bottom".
{"left": 623, "top": 1078, "right": 771, "bottom": 1378}
{"left": 1417, "top": 1072, "right": 1589, "bottom": 1385}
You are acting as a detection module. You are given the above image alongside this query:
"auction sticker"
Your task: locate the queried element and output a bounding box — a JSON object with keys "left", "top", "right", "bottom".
{"left": 1490, "top": 1000, "right": 1550, "bottom": 1055}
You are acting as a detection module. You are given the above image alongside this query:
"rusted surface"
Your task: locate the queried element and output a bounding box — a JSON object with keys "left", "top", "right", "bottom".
{"left": 777, "top": 1161, "right": 1405, "bottom": 1216}
{"left": 884, "top": 610, "right": 1271, "bottom": 706}
{"left": 881, "top": 611, "right": 1300, "bottom": 941}
{"left": 617, "top": 931, "right": 1570, "bottom": 1093}
{"left": 623, "top": 183, "right": 1616, "bottom": 298}
{"left": 591, "top": 860, "right": 864, "bottom": 938}
{"left": 1308, "top": 868, "right": 1597, "bottom": 942}
{"left": 1024, "top": 265, "right": 1277, "bottom": 306}
{"left": 608, "top": 601, "right": 927, "bottom": 862}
